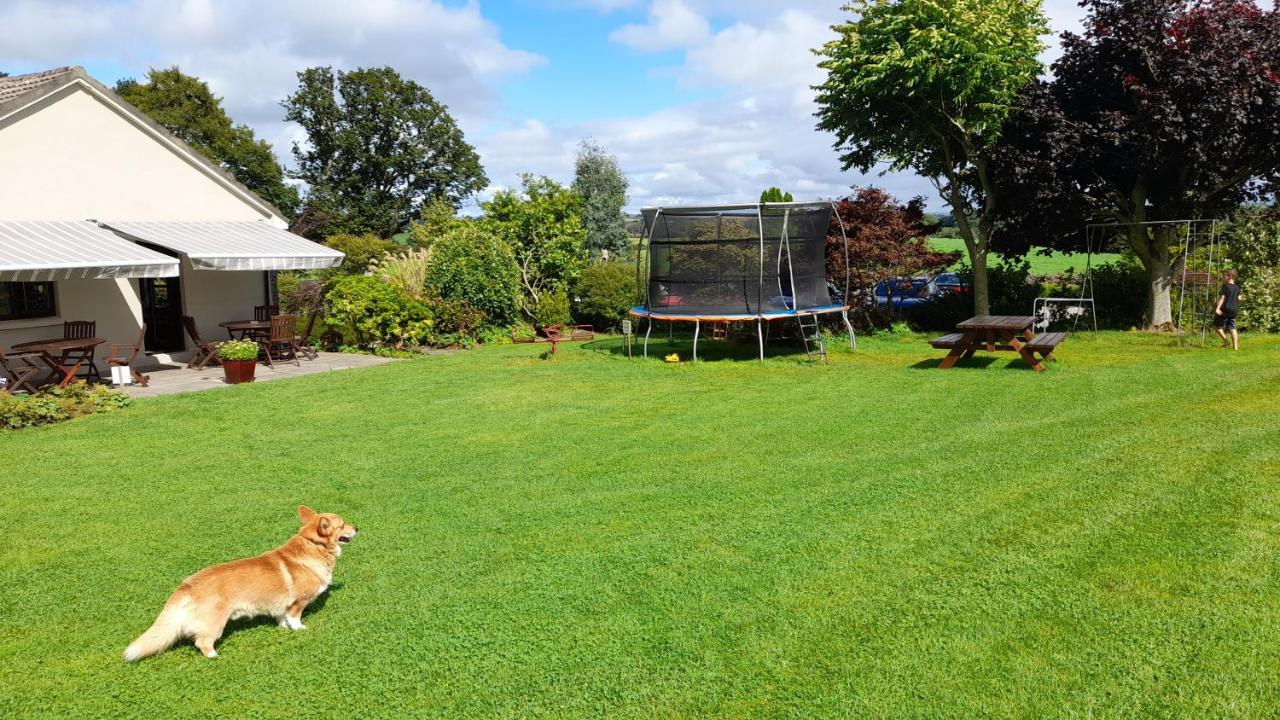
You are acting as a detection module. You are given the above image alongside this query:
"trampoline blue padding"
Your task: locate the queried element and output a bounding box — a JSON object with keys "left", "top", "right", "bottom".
{"left": 629, "top": 304, "right": 847, "bottom": 322}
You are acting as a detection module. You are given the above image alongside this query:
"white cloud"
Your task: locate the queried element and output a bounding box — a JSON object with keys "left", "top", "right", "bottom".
{"left": 475, "top": 90, "right": 924, "bottom": 213}
{"left": 610, "top": 0, "right": 711, "bottom": 51}
{"left": 0, "top": 0, "right": 544, "bottom": 148}
{"left": 0, "top": 0, "right": 1097, "bottom": 213}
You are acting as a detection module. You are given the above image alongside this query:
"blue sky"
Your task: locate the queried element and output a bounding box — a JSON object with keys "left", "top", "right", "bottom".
{"left": 0, "top": 1, "right": 1088, "bottom": 212}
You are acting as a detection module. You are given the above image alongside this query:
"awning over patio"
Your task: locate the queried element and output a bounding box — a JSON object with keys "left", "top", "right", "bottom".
{"left": 101, "top": 221, "right": 345, "bottom": 271}
{"left": 0, "top": 221, "right": 180, "bottom": 281}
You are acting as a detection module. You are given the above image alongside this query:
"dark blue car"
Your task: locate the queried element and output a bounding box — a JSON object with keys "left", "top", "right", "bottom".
{"left": 932, "top": 272, "right": 971, "bottom": 295}
{"left": 873, "top": 277, "right": 937, "bottom": 310}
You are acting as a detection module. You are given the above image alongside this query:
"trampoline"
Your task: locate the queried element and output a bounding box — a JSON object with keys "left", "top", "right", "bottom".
{"left": 631, "top": 201, "right": 854, "bottom": 361}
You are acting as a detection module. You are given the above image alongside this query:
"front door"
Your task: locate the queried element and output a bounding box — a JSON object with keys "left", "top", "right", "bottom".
{"left": 139, "top": 277, "right": 185, "bottom": 352}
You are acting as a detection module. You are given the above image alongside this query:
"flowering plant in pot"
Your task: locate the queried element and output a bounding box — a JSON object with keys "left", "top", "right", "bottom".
{"left": 218, "top": 340, "right": 260, "bottom": 384}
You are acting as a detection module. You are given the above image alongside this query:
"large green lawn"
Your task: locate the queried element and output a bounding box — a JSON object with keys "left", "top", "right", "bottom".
{"left": 929, "top": 235, "right": 1122, "bottom": 275}
{"left": 4, "top": 333, "right": 1280, "bottom": 718}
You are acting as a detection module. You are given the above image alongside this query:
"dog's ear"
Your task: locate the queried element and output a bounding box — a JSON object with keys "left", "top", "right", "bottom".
{"left": 317, "top": 517, "right": 332, "bottom": 536}
{"left": 298, "top": 505, "right": 317, "bottom": 524}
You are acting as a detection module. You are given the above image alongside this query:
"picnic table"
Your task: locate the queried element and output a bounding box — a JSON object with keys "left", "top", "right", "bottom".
{"left": 11, "top": 337, "right": 105, "bottom": 388}
{"left": 930, "top": 315, "right": 1066, "bottom": 372}
{"left": 219, "top": 320, "right": 271, "bottom": 340}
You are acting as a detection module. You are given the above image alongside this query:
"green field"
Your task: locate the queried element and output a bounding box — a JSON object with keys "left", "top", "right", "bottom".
{"left": 4, "top": 334, "right": 1280, "bottom": 718}
{"left": 930, "top": 235, "right": 1123, "bottom": 275}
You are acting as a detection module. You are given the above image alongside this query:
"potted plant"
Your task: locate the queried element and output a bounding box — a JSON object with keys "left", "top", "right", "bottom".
{"left": 219, "top": 340, "right": 260, "bottom": 384}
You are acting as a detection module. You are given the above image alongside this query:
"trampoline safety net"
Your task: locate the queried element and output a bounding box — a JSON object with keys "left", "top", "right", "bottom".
{"left": 639, "top": 204, "right": 833, "bottom": 317}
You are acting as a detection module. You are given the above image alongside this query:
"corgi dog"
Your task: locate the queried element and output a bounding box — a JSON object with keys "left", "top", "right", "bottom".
{"left": 124, "top": 506, "right": 357, "bottom": 661}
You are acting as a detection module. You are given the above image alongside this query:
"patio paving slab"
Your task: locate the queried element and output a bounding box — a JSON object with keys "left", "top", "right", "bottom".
{"left": 120, "top": 352, "right": 397, "bottom": 398}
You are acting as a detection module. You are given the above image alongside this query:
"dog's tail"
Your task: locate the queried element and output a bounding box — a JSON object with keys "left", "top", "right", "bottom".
{"left": 124, "top": 595, "right": 190, "bottom": 662}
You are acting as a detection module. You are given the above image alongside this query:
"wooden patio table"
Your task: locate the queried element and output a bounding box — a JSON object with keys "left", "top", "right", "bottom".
{"left": 219, "top": 320, "right": 271, "bottom": 341}
{"left": 932, "top": 315, "right": 1044, "bottom": 370}
{"left": 11, "top": 337, "right": 105, "bottom": 388}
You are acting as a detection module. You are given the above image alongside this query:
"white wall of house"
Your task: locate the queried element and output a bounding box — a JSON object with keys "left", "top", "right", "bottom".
{"left": 182, "top": 260, "right": 269, "bottom": 343}
{"left": 0, "top": 84, "right": 277, "bottom": 223}
{"left": 0, "top": 81, "right": 282, "bottom": 369}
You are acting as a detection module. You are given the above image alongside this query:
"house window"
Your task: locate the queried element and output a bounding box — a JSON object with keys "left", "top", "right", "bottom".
{"left": 0, "top": 281, "right": 57, "bottom": 321}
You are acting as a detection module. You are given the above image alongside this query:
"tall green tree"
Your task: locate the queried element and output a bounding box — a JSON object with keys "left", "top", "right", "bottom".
{"left": 283, "top": 66, "right": 487, "bottom": 238}
{"left": 481, "top": 175, "right": 587, "bottom": 320}
{"left": 991, "top": 0, "right": 1280, "bottom": 327}
{"left": 760, "top": 187, "right": 794, "bottom": 202}
{"left": 115, "top": 68, "right": 299, "bottom": 217}
{"left": 572, "top": 139, "right": 630, "bottom": 258}
{"left": 815, "top": 0, "right": 1048, "bottom": 315}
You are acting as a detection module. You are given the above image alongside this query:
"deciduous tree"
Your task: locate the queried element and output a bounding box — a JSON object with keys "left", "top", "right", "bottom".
{"left": 815, "top": 0, "right": 1048, "bottom": 315}
{"left": 116, "top": 68, "right": 300, "bottom": 217}
{"left": 991, "top": 0, "right": 1280, "bottom": 327}
{"left": 283, "top": 66, "right": 487, "bottom": 238}
{"left": 481, "top": 175, "right": 587, "bottom": 320}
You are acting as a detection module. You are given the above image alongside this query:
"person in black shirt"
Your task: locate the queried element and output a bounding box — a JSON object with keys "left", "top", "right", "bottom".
{"left": 1213, "top": 268, "right": 1242, "bottom": 350}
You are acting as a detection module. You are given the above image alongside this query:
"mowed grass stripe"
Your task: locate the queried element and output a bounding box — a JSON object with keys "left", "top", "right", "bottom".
{"left": 1, "top": 333, "right": 1278, "bottom": 718}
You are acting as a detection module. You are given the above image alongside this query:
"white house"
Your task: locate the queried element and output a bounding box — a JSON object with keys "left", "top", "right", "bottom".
{"left": 0, "top": 66, "right": 342, "bottom": 370}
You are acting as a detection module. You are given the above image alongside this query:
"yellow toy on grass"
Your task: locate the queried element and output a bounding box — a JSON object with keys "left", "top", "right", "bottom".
{"left": 664, "top": 353, "right": 680, "bottom": 363}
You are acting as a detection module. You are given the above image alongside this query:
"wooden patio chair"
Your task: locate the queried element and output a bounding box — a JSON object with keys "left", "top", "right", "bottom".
{"left": 182, "top": 315, "right": 223, "bottom": 369}
{"left": 63, "top": 320, "right": 100, "bottom": 382}
{"left": 254, "top": 304, "right": 280, "bottom": 322}
{"left": 261, "top": 315, "right": 299, "bottom": 368}
{"left": 0, "top": 345, "right": 44, "bottom": 394}
{"left": 106, "top": 324, "right": 148, "bottom": 387}
{"left": 293, "top": 311, "right": 319, "bottom": 360}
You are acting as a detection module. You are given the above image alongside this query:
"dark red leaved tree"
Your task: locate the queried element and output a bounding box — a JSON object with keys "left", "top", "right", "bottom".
{"left": 827, "top": 187, "right": 956, "bottom": 325}
{"left": 992, "top": 0, "right": 1280, "bottom": 327}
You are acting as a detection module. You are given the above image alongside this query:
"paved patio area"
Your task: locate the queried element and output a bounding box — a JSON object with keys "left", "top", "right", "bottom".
{"left": 121, "top": 352, "right": 398, "bottom": 398}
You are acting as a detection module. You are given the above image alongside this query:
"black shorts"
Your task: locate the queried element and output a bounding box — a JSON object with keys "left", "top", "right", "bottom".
{"left": 1214, "top": 311, "right": 1237, "bottom": 331}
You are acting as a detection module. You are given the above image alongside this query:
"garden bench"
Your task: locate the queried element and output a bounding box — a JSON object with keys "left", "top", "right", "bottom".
{"left": 1024, "top": 331, "right": 1067, "bottom": 362}
{"left": 929, "top": 332, "right": 968, "bottom": 349}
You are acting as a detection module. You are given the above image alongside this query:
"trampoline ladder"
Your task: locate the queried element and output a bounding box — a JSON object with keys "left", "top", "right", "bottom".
{"left": 797, "top": 315, "right": 826, "bottom": 363}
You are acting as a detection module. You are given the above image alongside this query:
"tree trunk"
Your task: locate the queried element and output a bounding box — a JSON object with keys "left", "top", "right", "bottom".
{"left": 1126, "top": 224, "right": 1174, "bottom": 329}
{"left": 1146, "top": 258, "right": 1174, "bottom": 328}
{"left": 971, "top": 248, "right": 990, "bottom": 316}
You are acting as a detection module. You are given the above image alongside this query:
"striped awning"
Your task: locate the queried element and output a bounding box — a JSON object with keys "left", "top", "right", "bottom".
{"left": 101, "top": 221, "right": 345, "bottom": 271}
{"left": 0, "top": 221, "right": 180, "bottom": 281}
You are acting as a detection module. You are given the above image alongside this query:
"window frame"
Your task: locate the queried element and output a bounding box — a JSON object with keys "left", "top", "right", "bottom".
{"left": 0, "top": 281, "right": 59, "bottom": 322}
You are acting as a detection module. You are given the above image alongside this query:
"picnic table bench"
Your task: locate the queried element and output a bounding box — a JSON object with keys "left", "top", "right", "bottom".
{"left": 929, "top": 315, "right": 1065, "bottom": 372}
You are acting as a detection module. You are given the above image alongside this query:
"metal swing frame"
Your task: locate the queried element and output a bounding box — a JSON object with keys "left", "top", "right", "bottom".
{"left": 1031, "top": 223, "right": 1105, "bottom": 338}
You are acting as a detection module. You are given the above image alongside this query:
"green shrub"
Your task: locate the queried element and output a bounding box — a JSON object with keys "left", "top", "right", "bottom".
{"left": 323, "top": 233, "right": 398, "bottom": 275}
{"left": 1223, "top": 207, "right": 1280, "bottom": 332}
{"left": 326, "top": 275, "right": 434, "bottom": 350}
{"left": 1, "top": 382, "right": 131, "bottom": 430}
{"left": 574, "top": 261, "right": 637, "bottom": 331}
{"left": 218, "top": 340, "right": 260, "bottom": 361}
{"left": 430, "top": 298, "right": 485, "bottom": 344}
{"left": 534, "top": 288, "right": 571, "bottom": 329}
{"left": 426, "top": 226, "right": 522, "bottom": 328}
{"left": 281, "top": 277, "right": 326, "bottom": 318}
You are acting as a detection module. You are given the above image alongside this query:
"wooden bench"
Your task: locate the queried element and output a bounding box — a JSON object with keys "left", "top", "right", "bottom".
{"left": 929, "top": 332, "right": 968, "bottom": 349}
{"left": 1025, "top": 331, "right": 1067, "bottom": 355}
{"left": 1018, "top": 331, "right": 1067, "bottom": 371}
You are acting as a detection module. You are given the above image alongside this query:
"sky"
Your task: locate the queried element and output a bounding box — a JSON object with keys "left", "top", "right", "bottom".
{"left": 0, "top": 0, "right": 1090, "bottom": 213}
